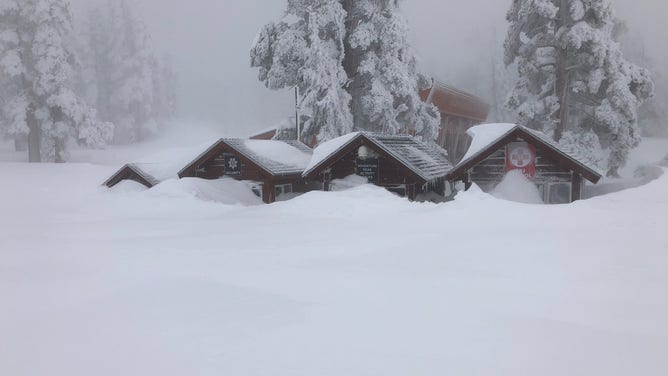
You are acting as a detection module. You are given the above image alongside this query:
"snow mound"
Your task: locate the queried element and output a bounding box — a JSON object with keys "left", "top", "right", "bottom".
{"left": 330, "top": 175, "right": 370, "bottom": 191}
{"left": 108, "top": 179, "right": 148, "bottom": 193}
{"left": 491, "top": 170, "right": 544, "bottom": 204}
{"left": 145, "top": 177, "right": 262, "bottom": 206}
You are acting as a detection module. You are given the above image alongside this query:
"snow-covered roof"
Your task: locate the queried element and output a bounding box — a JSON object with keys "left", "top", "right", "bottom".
{"left": 303, "top": 132, "right": 452, "bottom": 183}
{"left": 304, "top": 132, "right": 361, "bottom": 173}
{"left": 225, "top": 139, "right": 312, "bottom": 175}
{"left": 460, "top": 123, "right": 516, "bottom": 162}
{"left": 179, "top": 139, "right": 312, "bottom": 178}
{"left": 104, "top": 141, "right": 220, "bottom": 188}
{"left": 449, "top": 123, "right": 603, "bottom": 183}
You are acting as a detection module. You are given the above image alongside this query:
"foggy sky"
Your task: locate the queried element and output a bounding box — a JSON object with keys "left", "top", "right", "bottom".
{"left": 73, "top": 0, "right": 668, "bottom": 136}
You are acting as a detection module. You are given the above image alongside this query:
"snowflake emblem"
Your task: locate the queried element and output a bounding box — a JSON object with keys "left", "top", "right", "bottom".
{"left": 227, "top": 157, "right": 239, "bottom": 170}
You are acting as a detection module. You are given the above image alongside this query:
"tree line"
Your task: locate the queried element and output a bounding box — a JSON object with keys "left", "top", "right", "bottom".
{"left": 252, "top": 0, "right": 657, "bottom": 177}
{"left": 0, "top": 0, "right": 176, "bottom": 162}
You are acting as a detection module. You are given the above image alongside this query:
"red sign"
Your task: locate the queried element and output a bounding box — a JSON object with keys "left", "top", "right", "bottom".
{"left": 506, "top": 142, "right": 536, "bottom": 178}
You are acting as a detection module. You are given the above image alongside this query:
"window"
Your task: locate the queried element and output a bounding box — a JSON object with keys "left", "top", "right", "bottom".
{"left": 547, "top": 182, "right": 571, "bottom": 204}
{"left": 250, "top": 184, "right": 262, "bottom": 199}
{"left": 275, "top": 184, "right": 293, "bottom": 197}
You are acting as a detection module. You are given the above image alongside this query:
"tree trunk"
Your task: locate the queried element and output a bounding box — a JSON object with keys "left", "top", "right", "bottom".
{"left": 554, "top": 0, "right": 572, "bottom": 142}
{"left": 555, "top": 69, "right": 569, "bottom": 142}
{"left": 55, "top": 138, "right": 66, "bottom": 163}
{"left": 14, "top": 135, "right": 27, "bottom": 152}
{"left": 53, "top": 106, "right": 66, "bottom": 163}
{"left": 341, "top": 0, "right": 362, "bottom": 131}
{"left": 27, "top": 104, "right": 41, "bottom": 163}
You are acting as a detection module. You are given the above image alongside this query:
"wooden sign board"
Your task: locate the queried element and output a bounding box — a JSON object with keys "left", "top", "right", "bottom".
{"left": 356, "top": 158, "right": 379, "bottom": 183}
{"left": 506, "top": 142, "right": 536, "bottom": 178}
{"left": 224, "top": 154, "right": 242, "bottom": 176}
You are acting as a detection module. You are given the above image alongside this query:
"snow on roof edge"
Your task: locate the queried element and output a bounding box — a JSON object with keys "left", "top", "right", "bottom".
{"left": 302, "top": 132, "right": 362, "bottom": 177}
{"left": 453, "top": 123, "right": 604, "bottom": 181}
{"left": 458, "top": 123, "right": 517, "bottom": 165}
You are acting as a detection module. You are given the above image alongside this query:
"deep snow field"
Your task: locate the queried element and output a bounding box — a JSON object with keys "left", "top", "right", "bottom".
{"left": 1, "top": 129, "right": 668, "bottom": 376}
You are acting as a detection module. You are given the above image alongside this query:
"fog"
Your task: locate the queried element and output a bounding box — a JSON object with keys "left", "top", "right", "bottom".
{"left": 73, "top": 0, "right": 668, "bottom": 136}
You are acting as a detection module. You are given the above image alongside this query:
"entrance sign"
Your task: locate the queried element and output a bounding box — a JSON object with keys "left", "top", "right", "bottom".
{"left": 356, "top": 158, "right": 379, "bottom": 182}
{"left": 224, "top": 154, "right": 242, "bottom": 176}
{"left": 506, "top": 142, "right": 536, "bottom": 178}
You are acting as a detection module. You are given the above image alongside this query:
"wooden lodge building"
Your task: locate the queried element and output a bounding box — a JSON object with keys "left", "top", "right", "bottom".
{"left": 447, "top": 124, "right": 603, "bottom": 204}
{"left": 302, "top": 132, "right": 452, "bottom": 200}
{"left": 178, "top": 139, "right": 315, "bottom": 203}
{"left": 419, "top": 81, "right": 490, "bottom": 163}
{"left": 105, "top": 125, "right": 602, "bottom": 205}
{"left": 252, "top": 80, "right": 491, "bottom": 163}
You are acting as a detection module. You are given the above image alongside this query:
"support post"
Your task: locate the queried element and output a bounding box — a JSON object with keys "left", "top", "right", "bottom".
{"left": 571, "top": 174, "right": 583, "bottom": 202}
{"left": 262, "top": 182, "right": 275, "bottom": 204}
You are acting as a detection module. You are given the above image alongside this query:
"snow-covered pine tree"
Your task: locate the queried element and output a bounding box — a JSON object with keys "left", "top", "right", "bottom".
{"left": 80, "top": 0, "right": 174, "bottom": 144}
{"left": 251, "top": 0, "right": 437, "bottom": 144}
{"left": 618, "top": 28, "right": 668, "bottom": 137}
{"left": 0, "top": 0, "right": 113, "bottom": 162}
{"left": 504, "top": 0, "right": 653, "bottom": 176}
{"left": 150, "top": 54, "right": 178, "bottom": 128}
{"left": 344, "top": 0, "right": 439, "bottom": 141}
{"left": 251, "top": 0, "right": 352, "bottom": 143}
{"left": 0, "top": 0, "right": 28, "bottom": 151}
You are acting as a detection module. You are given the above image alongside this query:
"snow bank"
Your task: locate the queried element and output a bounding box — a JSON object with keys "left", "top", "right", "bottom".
{"left": 3, "top": 149, "right": 668, "bottom": 376}
{"left": 329, "top": 174, "right": 370, "bottom": 191}
{"left": 146, "top": 177, "right": 262, "bottom": 206}
{"left": 491, "top": 170, "right": 544, "bottom": 204}
{"left": 108, "top": 179, "right": 148, "bottom": 193}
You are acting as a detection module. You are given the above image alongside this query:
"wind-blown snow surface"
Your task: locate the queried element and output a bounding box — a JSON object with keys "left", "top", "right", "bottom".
{"left": 1, "top": 162, "right": 668, "bottom": 375}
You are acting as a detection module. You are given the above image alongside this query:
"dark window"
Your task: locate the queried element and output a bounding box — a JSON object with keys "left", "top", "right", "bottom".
{"left": 548, "top": 183, "right": 571, "bottom": 204}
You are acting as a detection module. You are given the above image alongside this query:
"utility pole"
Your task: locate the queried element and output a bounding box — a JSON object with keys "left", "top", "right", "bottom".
{"left": 295, "top": 86, "right": 301, "bottom": 142}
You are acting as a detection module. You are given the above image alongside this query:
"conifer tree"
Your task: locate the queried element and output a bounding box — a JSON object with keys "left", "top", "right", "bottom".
{"left": 81, "top": 0, "right": 175, "bottom": 144}
{"left": 251, "top": 0, "right": 438, "bottom": 145}
{"left": 504, "top": 0, "right": 653, "bottom": 176}
{"left": 251, "top": 0, "right": 352, "bottom": 142}
{"left": 0, "top": 0, "right": 113, "bottom": 162}
{"left": 344, "top": 0, "right": 439, "bottom": 140}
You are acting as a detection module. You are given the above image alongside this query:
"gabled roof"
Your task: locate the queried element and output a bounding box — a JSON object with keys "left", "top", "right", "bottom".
{"left": 419, "top": 80, "right": 490, "bottom": 122}
{"left": 447, "top": 124, "right": 603, "bottom": 183}
{"left": 103, "top": 163, "right": 160, "bottom": 188}
{"left": 178, "top": 139, "right": 312, "bottom": 178}
{"left": 303, "top": 132, "right": 452, "bottom": 183}
{"left": 103, "top": 141, "right": 219, "bottom": 188}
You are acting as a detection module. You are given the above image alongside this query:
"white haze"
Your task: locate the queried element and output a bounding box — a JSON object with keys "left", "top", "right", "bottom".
{"left": 71, "top": 0, "right": 668, "bottom": 136}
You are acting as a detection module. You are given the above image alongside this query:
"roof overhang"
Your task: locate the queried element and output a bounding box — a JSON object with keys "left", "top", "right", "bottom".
{"left": 447, "top": 127, "right": 603, "bottom": 184}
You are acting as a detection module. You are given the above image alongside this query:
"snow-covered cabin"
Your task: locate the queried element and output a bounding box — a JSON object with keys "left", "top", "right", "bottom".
{"left": 419, "top": 81, "right": 490, "bottom": 163}
{"left": 302, "top": 132, "right": 452, "bottom": 200}
{"left": 447, "top": 124, "right": 603, "bottom": 204}
{"left": 103, "top": 144, "right": 213, "bottom": 189}
{"left": 104, "top": 163, "right": 161, "bottom": 188}
{"left": 178, "top": 139, "right": 315, "bottom": 203}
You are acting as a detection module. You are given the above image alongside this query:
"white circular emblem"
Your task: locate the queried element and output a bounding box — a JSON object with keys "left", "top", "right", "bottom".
{"left": 509, "top": 145, "right": 533, "bottom": 168}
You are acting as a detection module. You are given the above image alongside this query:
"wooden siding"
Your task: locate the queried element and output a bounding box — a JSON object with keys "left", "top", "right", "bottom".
{"left": 458, "top": 136, "right": 589, "bottom": 203}
{"left": 181, "top": 143, "right": 310, "bottom": 204}
{"left": 313, "top": 137, "right": 445, "bottom": 200}
{"left": 468, "top": 142, "right": 574, "bottom": 186}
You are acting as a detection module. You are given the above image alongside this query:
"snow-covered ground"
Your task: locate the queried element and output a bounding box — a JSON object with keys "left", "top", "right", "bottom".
{"left": 1, "top": 135, "right": 667, "bottom": 376}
